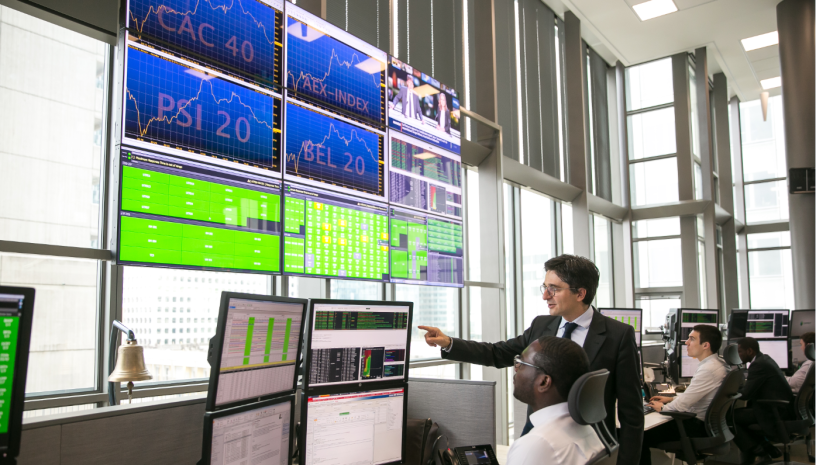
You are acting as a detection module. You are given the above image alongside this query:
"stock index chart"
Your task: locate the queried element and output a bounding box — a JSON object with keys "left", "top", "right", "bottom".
{"left": 284, "top": 101, "right": 385, "bottom": 197}
{"left": 285, "top": 7, "right": 386, "bottom": 124}
{"left": 126, "top": 0, "right": 284, "bottom": 88}
{"left": 124, "top": 46, "right": 281, "bottom": 171}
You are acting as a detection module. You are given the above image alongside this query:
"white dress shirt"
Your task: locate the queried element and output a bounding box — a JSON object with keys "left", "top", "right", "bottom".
{"left": 556, "top": 306, "right": 595, "bottom": 348}
{"left": 788, "top": 360, "right": 813, "bottom": 393}
{"left": 507, "top": 402, "right": 605, "bottom": 465}
{"left": 662, "top": 353, "right": 729, "bottom": 420}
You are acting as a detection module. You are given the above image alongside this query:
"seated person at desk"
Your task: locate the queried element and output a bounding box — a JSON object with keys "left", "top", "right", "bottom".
{"left": 640, "top": 325, "right": 728, "bottom": 465}
{"left": 787, "top": 331, "right": 814, "bottom": 393}
{"left": 507, "top": 336, "right": 605, "bottom": 465}
{"left": 734, "top": 337, "right": 794, "bottom": 465}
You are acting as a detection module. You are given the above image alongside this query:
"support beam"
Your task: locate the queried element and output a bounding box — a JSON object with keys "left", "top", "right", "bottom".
{"left": 729, "top": 98, "right": 750, "bottom": 307}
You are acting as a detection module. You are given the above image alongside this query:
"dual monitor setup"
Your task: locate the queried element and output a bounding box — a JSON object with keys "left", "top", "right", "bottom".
{"left": 199, "top": 292, "right": 412, "bottom": 465}
{"left": 116, "top": 0, "right": 464, "bottom": 288}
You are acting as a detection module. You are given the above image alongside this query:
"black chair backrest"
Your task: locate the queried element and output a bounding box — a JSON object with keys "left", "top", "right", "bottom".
{"left": 806, "top": 343, "right": 814, "bottom": 362}
{"left": 704, "top": 369, "right": 743, "bottom": 443}
{"left": 794, "top": 361, "right": 815, "bottom": 423}
{"left": 723, "top": 343, "right": 742, "bottom": 367}
{"left": 568, "top": 369, "right": 609, "bottom": 426}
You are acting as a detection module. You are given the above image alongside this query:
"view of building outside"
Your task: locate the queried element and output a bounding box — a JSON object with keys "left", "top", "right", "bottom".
{"left": 0, "top": 6, "right": 106, "bottom": 394}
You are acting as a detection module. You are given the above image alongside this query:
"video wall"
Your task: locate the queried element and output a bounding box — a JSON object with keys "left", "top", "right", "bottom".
{"left": 117, "top": 0, "right": 464, "bottom": 287}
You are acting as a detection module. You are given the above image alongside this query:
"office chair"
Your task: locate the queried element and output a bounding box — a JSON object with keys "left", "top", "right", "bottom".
{"left": 567, "top": 369, "right": 618, "bottom": 465}
{"left": 653, "top": 369, "right": 743, "bottom": 464}
{"left": 722, "top": 343, "right": 743, "bottom": 368}
{"left": 750, "top": 343, "right": 815, "bottom": 465}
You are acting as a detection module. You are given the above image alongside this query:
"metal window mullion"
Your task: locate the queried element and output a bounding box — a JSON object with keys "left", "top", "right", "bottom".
{"left": 624, "top": 101, "right": 675, "bottom": 117}
{"left": 631, "top": 235, "right": 683, "bottom": 242}
{"left": 627, "top": 153, "right": 678, "bottom": 165}
{"left": 742, "top": 177, "right": 787, "bottom": 186}
{"left": 746, "top": 246, "right": 792, "bottom": 253}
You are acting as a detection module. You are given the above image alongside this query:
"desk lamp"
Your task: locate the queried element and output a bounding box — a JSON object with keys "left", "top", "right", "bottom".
{"left": 108, "top": 320, "right": 152, "bottom": 405}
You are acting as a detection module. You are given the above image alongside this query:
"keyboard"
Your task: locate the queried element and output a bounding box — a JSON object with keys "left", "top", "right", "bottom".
{"left": 643, "top": 404, "right": 655, "bottom": 415}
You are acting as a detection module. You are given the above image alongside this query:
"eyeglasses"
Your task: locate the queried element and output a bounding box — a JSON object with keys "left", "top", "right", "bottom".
{"left": 539, "top": 284, "right": 578, "bottom": 296}
{"left": 513, "top": 355, "right": 545, "bottom": 372}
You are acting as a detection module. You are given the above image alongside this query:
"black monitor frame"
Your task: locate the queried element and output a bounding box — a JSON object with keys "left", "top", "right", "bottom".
{"left": 598, "top": 307, "right": 643, "bottom": 348}
{"left": 0, "top": 286, "right": 34, "bottom": 460}
{"left": 200, "top": 394, "right": 295, "bottom": 465}
{"left": 298, "top": 385, "right": 409, "bottom": 465}
{"left": 303, "top": 299, "right": 413, "bottom": 392}
{"left": 790, "top": 309, "right": 816, "bottom": 337}
{"left": 726, "top": 309, "right": 749, "bottom": 342}
{"left": 205, "top": 292, "right": 308, "bottom": 411}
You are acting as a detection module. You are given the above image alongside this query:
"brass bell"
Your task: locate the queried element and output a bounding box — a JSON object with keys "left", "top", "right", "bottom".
{"left": 109, "top": 339, "right": 152, "bottom": 403}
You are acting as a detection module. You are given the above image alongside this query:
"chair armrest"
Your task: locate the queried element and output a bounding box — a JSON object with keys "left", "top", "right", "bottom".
{"left": 659, "top": 411, "right": 697, "bottom": 421}
{"left": 729, "top": 393, "right": 741, "bottom": 400}
{"left": 755, "top": 400, "right": 789, "bottom": 407}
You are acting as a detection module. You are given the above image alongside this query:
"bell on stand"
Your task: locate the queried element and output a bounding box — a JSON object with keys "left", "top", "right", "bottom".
{"left": 108, "top": 320, "right": 152, "bottom": 405}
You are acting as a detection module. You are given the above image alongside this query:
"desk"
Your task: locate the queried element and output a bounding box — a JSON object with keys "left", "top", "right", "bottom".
{"left": 616, "top": 411, "right": 672, "bottom": 430}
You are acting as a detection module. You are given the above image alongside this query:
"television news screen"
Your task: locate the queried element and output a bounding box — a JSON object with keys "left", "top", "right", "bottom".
{"left": 117, "top": 148, "right": 283, "bottom": 274}
{"left": 387, "top": 56, "right": 460, "bottom": 154}
{"left": 388, "top": 207, "right": 463, "bottom": 287}
{"left": 305, "top": 300, "right": 412, "bottom": 389}
{"left": 206, "top": 293, "right": 306, "bottom": 410}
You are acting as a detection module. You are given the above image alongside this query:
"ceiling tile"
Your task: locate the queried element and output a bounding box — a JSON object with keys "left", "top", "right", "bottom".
{"left": 746, "top": 44, "right": 780, "bottom": 62}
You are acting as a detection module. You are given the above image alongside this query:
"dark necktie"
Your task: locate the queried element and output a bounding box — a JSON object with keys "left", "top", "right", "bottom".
{"left": 562, "top": 322, "right": 579, "bottom": 340}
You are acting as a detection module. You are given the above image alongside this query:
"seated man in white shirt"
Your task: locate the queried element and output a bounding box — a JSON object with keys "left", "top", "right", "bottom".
{"left": 787, "top": 331, "right": 814, "bottom": 393}
{"left": 507, "top": 336, "right": 605, "bottom": 465}
{"left": 640, "top": 325, "right": 729, "bottom": 465}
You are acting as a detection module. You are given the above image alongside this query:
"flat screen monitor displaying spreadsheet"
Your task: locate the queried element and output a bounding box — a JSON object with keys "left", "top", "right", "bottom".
{"left": 305, "top": 300, "right": 412, "bottom": 390}
{"left": 756, "top": 340, "right": 789, "bottom": 370}
{"left": 282, "top": 183, "right": 390, "bottom": 281}
{"left": 599, "top": 308, "right": 642, "bottom": 346}
{"left": 745, "top": 310, "right": 789, "bottom": 339}
{"left": 0, "top": 287, "right": 34, "bottom": 458}
{"left": 389, "top": 207, "right": 463, "bottom": 288}
{"left": 302, "top": 387, "right": 406, "bottom": 465}
{"left": 678, "top": 309, "right": 718, "bottom": 379}
{"left": 206, "top": 293, "right": 307, "bottom": 410}
{"left": 790, "top": 310, "right": 815, "bottom": 337}
{"left": 201, "top": 395, "right": 293, "bottom": 465}
{"left": 117, "top": 148, "right": 284, "bottom": 274}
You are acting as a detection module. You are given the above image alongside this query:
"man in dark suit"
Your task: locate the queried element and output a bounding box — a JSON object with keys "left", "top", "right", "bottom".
{"left": 419, "top": 254, "right": 644, "bottom": 464}
{"left": 392, "top": 78, "right": 422, "bottom": 120}
{"left": 733, "top": 337, "right": 794, "bottom": 465}
{"left": 435, "top": 93, "right": 451, "bottom": 134}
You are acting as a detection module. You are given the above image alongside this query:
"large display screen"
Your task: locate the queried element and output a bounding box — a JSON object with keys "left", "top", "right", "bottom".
{"left": 284, "top": 100, "right": 386, "bottom": 199}
{"left": 124, "top": 44, "right": 282, "bottom": 173}
{"left": 304, "top": 388, "right": 405, "bottom": 465}
{"left": 390, "top": 132, "right": 462, "bottom": 219}
{"left": 126, "top": 0, "right": 284, "bottom": 89}
{"left": 117, "top": 148, "right": 282, "bottom": 273}
{"left": 389, "top": 207, "right": 463, "bottom": 287}
{"left": 285, "top": 3, "right": 387, "bottom": 124}
{"left": 745, "top": 310, "right": 789, "bottom": 339}
{"left": 0, "top": 295, "right": 21, "bottom": 441}
{"left": 387, "top": 57, "right": 460, "bottom": 154}
{"left": 211, "top": 296, "right": 304, "bottom": 408}
{"left": 283, "top": 184, "right": 389, "bottom": 281}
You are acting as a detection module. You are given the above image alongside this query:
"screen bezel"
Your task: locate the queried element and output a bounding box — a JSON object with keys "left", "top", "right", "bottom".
{"left": 0, "top": 286, "right": 34, "bottom": 458}
{"left": 726, "top": 309, "right": 749, "bottom": 342}
{"left": 790, "top": 309, "right": 816, "bottom": 337}
{"left": 205, "top": 292, "right": 308, "bottom": 411}
{"left": 200, "top": 394, "right": 295, "bottom": 465}
{"left": 303, "top": 299, "right": 413, "bottom": 392}
{"left": 298, "top": 385, "right": 408, "bottom": 465}
{"left": 676, "top": 308, "right": 719, "bottom": 381}
{"left": 598, "top": 307, "right": 643, "bottom": 348}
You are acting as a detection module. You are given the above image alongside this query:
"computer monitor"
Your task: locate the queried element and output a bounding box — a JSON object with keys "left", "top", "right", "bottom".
{"left": 200, "top": 395, "right": 294, "bottom": 465}
{"left": 790, "top": 310, "right": 815, "bottom": 337}
{"left": 206, "top": 293, "right": 307, "bottom": 410}
{"left": 304, "top": 300, "right": 413, "bottom": 390}
{"left": 746, "top": 310, "right": 789, "bottom": 338}
{"left": 791, "top": 338, "right": 807, "bottom": 365}
{"left": 677, "top": 309, "right": 719, "bottom": 380}
{"left": 727, "top": 310, "right": 749, "bottom": 341}
{"left": 756, "top": 340, "right": 789, "bottom": 370}
{"left": 0, "top": 287, "right": 35, "bottom": 460}
{"left": 301, "top": 387, "right": 407, "bottom": 465}
{"left": 599, "top": 308, "right": 642, "bottom": 347}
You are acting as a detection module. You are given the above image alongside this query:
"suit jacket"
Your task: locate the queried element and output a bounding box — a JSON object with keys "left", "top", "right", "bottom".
{"left": 442, "top": 310, "right": 644, "bottom": 464}
{"left": 741, "top": 352, "right": 794, "bottom": 411}
{"left": 394, "top": 87, "right": 422, "bottom": 120}
{"left": 436, "top": 108, "right": 451, "bottom": 134}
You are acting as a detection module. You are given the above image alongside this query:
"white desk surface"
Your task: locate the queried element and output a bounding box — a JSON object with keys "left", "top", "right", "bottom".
{"left": 496, "top": 444, "right": 509, "bottom": 464}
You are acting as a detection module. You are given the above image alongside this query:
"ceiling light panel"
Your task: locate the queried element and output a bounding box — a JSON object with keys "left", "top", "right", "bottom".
{"left": 742, "top": 31, "right": 779, "bottom": 52}
{"left": 633, "top": 0, "right": 678, "bottom": 21}
{"left": 760, "top": 76, "right": 781, "bottom": 90}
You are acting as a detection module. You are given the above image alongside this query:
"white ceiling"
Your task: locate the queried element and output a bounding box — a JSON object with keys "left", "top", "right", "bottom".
{"left": 540, "top": 0, "right": 783, "bottom": 102}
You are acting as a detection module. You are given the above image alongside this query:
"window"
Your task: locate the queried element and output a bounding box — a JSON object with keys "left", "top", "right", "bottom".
{"left": 466, "top": 169, "right": 481, "bottom": 281}
{"left": 330, "top": 281, "right": 382, "bottom": 300}
{"left": 635, "top": 295, "right": 681, "bottom": 328}
{"left": 746, "top": 231, "right": 794, "bottom": 310}
{"left": 395, "top": 285, "right": 458, "bottom": 361}
{"left": 744, "top": 180, "right": 789, "bottom": 224}
{"left": 627, "top": 108, "right": 677, "bottom": 160}
{"left": 625, "top": 57, "right": 673, "bottom": 111}
{"left": 121, "top": 267, "right": 270, "bottom": 384}
{"left": 630, "top": 158, "right": 679, "bottom": 206}
{"left": 520, "top": 189, "right": 554, "bottom": 328}
{"left": 633, "top": 217, "right": 682, "bottom": 289}
{"left": 592, "top": 215, "right": 613, "bottom": 307}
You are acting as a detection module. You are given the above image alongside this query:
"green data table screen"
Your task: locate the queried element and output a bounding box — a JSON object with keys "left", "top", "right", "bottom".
{"left": 283, "top": 199, "right": 389, "bottom": 280}
{"left": 0, "top": 316, "right": 18, "bottom": 434}
{"left": 390, "top": 219, "right": 427, "bottom": 279}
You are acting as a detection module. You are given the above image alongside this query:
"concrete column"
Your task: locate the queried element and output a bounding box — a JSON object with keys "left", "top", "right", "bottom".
{"left": 564, "top": 11, "right": 591, "bottom": 258}
{"left": 615, "top": 61, "right": 635, "bottom": 307}
{"left": 777, "top": 0, "right": 815, "bottom": 309}
{"left": 729, "top": 97, "right": 751, "bottom": 308}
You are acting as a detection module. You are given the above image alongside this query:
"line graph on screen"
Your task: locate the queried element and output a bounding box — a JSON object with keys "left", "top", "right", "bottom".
{"left": 127, "top": 0, "right": 283, "bottom": 87}
{"left": 284, "top": 101, "right": 384, "bottom": 196}
{"left": 286, "top": 16, "right": 384, "bottom": 123}
{"left": 124, "top": 46, "right": 281, "bottom": 171}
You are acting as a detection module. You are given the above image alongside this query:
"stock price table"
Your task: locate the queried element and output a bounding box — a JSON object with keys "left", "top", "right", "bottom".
{"left": 125, "top": 46, "right": 281, "bottom": 171}
{"left": 390, "top": 208, "right": 463, "bottom": 287}
{"left": 127, "top": 0, "right": 283, "bottom": 88}
{"left": 118, "top": 149, "right": 282, "bottom": 273}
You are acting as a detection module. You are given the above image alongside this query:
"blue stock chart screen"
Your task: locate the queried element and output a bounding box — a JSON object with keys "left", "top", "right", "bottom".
{"left": 124, "top": 46, "right": 282, "bottom": 171}
{"left": 285, "top": 5, "right": 386, "bottom": 124}
{"left": 284, "top": 100, "right": 385, "bottom": 198}
{"left": 126, "top": 0, "right": 284, "bottom": 89}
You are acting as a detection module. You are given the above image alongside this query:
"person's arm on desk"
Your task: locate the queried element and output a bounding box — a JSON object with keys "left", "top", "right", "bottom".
{"left": 418, "top": 323, "right": 533, "bottom": 368}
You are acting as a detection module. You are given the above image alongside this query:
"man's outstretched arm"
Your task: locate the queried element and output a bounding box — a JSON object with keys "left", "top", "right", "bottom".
{"left": 418, "top": 323, "right": 536, "bottom": 369}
